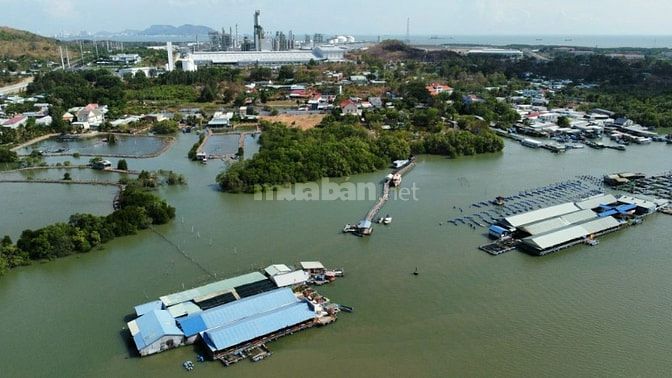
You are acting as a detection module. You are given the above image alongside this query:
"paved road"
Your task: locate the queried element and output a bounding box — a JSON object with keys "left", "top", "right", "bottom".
{"left": 0, "top": 77, "right": 34, "bottom": 95}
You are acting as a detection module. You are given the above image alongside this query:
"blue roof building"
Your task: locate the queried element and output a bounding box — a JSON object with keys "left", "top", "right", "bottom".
{"left": 202, "top": 301, "right": 316, "bottom": 353}
{"left": 177, "top": 288, "right": 300, "bottom": 338}
{"left": 127, "top": 309, "right": 185, "bottom": 356}
{"left": 134, "top": 300, "right": 163, "bottom": 317}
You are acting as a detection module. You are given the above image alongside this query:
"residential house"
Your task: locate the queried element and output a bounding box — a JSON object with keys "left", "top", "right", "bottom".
{"left": 462, "top": 95, "right": 485, "bottom": 105}
{"left": 349, "top": 75, "right": 368, "bottom": 85}
{"left": 62, "top": 112, "right": 75, "bottom": 123}
{"left": 207, "top": 111, "right": 234, "bottom": 128}
{"left": 340, "top": 99, "right": 359, "bottom": 115}
{"left": 2, "top": 115, "right": 28, "bottom": 129}
{"left": 77, "top": 108, "right": 104, "bottom": 126}
{"left": 426, "top": 83, "right": 453, "bottom": 96}
{"left": 368, "top": 97, "right": 383, "bottom": 108}
{"left": 35, "top": 115, "right": 53, "bottom": 126}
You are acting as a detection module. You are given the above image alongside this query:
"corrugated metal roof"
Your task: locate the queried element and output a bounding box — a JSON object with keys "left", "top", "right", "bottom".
{"left": 177, "top": 288, "right": 299, "bottom": 337}
{"left": 576, "top": 194, "right": 617, "bottom": 210}
{"left": 264, "top": 264, "right": 292, "bottom": 277}
{"left": 618, "top": 195, "right": 657, "bottom": 210}
{"left": 581, "top": 216, "right": 621, "bottom": 235}
{"left": 523, "top": 225, "right": 587, "bottom": 251}
{"left": 271, "top": 271, "right": 310, "bottom": 287}
{"left": 189, "top": 51, "right": 321, "bottom": 65}
{"left": 129, "top": 310, "right": 183, "bottom": 351}
{"left": 167, "top": 302, "right": 202, "bottom": 318}
{"left": 202, "top": 301, "right": 316, "bottom": 352}
{"left": 522, "top": 217, "right": 621, "bottom": 251}
{"left": 134, "top": 300, "right": 163, "bottom": 317}
{"left": 160, "top": 272, "right": 266, "bottom": 307}
{"left": 300, "top": 261, "right": 324, "bottom": 270}
{"left": 504, "top": 202, "right": 580, "bottom": 228}
{"left": 521, "top": 209, "right": 597, "bottom": 235}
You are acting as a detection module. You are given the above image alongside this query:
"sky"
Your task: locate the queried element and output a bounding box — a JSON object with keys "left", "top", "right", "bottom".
{"left": 1, "top": 0, "right": 672, "bottom": 37}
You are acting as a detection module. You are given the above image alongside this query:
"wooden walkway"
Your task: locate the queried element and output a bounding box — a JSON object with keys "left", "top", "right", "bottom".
{"left": 364, "top": 159, "right": 416, "bottom": 222}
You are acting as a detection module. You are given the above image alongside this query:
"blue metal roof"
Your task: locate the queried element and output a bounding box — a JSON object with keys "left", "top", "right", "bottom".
{"left": 489, "top": 225, "right": 507, "bottom": 234}
{"left": 132, "top": 310, "right": 183, "bottom": 351}
{"left": 177, "top": 288, "right": 299, "bottom": 337}
{"left": 134, "top": 300, "right": 163, "bottom": 317}
{"left": 598, "top": 209, "right": 618, "bottom": 217}
{"left": 202, "top": 301, "right": 316, "bottom": 352}
{"left": 616, "top": 204, "right": 637, "bottom": 213}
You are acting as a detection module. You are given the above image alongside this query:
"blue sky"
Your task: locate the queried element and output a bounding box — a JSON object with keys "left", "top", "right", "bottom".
{"left": 1, "top": 0, "right": 671, "bottom": 36}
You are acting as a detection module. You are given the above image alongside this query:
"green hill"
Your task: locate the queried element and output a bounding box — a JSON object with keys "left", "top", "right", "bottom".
{"left": 0, "top": 26, "right": 76, "bottom": 61}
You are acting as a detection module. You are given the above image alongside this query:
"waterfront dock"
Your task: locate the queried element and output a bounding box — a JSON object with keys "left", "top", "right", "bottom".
{"left": 345, "top": 158, "right": 416, "bottom": 236}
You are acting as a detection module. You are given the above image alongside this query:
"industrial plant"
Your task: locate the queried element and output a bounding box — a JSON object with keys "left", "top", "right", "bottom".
{"left": 170, "top": 10, "right": 355, "bottom": 70}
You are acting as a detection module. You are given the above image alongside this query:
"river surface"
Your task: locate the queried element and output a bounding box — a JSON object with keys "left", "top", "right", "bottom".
{"left": 1, "top": 134, "right": 671, "bottom": 377}
{"left": 17, "top": 135, "right": 169, "bottom": 157}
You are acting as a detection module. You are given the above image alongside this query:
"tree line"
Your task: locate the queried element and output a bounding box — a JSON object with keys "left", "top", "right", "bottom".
{"left": 216, "top": 121, "right": 503, "bottom": 193}
{"left": 0, "top": 184, "right": 175, "bottom": 276}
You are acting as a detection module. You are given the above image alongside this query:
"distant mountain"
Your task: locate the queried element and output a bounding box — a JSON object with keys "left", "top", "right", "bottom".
{"left": 139, "top": 24, "right": 215, "bottom": 36}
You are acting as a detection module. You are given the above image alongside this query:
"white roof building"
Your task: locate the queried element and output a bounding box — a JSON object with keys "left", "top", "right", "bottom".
{"left": 264, "top": 264, "right": 292, "bottom": 277}
{"left": 502, "top": 202, "right": 580, "bottom": 228}
{"left": 271, "top": 270, "right": 310, "bottom": 287}
{"left": 300, "top": 261, "right": 325, "bottom": 270}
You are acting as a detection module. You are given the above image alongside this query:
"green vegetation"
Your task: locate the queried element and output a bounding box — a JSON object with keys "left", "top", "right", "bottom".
{"left": 28, "top": 70, "right": 125, "bottom": 113}
{"left": 126, "top": 84, "right": 199, "bottom": 102}
{"left": 117, "top": 159, "right": 128, "bottom": 171}
{"left": 188, "top": 134, "right": 206, "bottom": 160}
{"left": 217, "top": 121, "right": 502, "bottom": 193}
{"left": 151, "top": 120, "right": 179, "bottom": 134}
{"left": 0, "top": 184, "right": 175, "bottom": 276}
{"left": 0, "top": 148, "right": 18, "bottom": 163}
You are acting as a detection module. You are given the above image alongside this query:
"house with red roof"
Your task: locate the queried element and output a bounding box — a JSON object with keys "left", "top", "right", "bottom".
{"left": 426, "top": 83, "right": 453, "bottom": 96}
{"left": 2, "top": 115, "right": 28, "bottom": 129}
{"left": 340, "top": 99, "right": 358, "bottom": 115}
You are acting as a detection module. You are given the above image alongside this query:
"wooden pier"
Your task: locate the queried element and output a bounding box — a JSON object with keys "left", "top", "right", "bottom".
{"left": 364, "top": 159, "right": 416, "bottom": 223}
{"left": 479, "top": 238, "right": 520, "bottom": 255}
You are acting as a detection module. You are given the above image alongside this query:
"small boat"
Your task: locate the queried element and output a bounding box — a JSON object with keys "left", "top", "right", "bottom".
{"left": 338, "top": 304, "right": 354, "bottom": 313}
{"left": 382, "top": 214, "right": 392, "bottom": 224}
{"left": 413, "top": 267, "right": 419, "bottom": 276}
{"left": 584, "top": 238, "right": 599, "bottom": 246}
{"left": 343, "top": 224, "right": 356, "bottom": 233}
{"left": 183, "top": 361, "right": 194, "bottom": 371}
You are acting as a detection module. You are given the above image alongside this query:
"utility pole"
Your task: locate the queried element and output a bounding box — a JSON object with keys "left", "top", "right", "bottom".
{"left": 59, "top": 46, "right": 65, "bottom": 70}
{"left": 406, "top": 18, "right": 410, "bottom": 44}
{"left": 79, "top": 41, "right": 84, "bottom": 64}
{"left": 65, "top": 46, "right": 71, "bottom": 68}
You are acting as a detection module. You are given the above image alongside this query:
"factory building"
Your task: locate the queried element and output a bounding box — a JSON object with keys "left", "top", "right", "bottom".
{"left": 181, "top": 50, "right": 325, "bottom": 70}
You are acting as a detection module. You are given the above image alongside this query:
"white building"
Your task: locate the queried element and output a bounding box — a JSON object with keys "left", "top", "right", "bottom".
{"left": 77, "top": 108, "right": 104, "bottom": 126}
{"left": 127, "top": 309, "right": 184, "bottom": 357}
{"left": 111, "top": 53, "right": 142, "bottom": 65}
